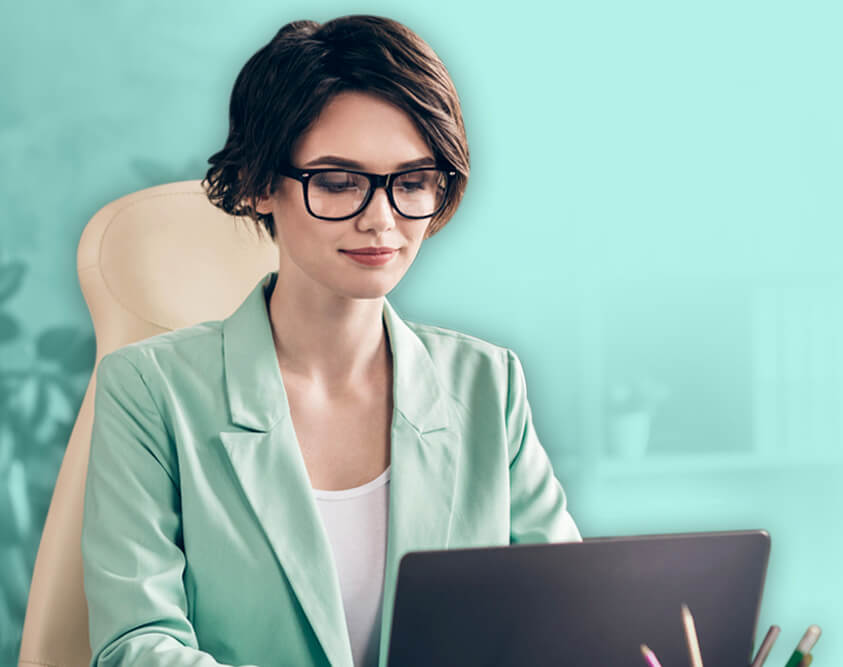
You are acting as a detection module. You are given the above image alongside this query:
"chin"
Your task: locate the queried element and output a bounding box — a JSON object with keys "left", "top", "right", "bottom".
{"left": 335, "top": 275, "right": 401, "bottom": 300}
{"left": 343, "top": 284, "right": 395, "bottom": 300}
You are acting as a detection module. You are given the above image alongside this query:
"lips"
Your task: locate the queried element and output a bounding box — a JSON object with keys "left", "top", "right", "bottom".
{"left": 340, "top": 247, "right": 398, "bottom": 266}
{"left": 341, "top": 247, "right": 397, "bottom": 254}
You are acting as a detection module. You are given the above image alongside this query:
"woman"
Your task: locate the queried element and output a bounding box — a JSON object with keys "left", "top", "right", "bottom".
{"left": 81, "top": 14, "right": 581, "bottom": 667}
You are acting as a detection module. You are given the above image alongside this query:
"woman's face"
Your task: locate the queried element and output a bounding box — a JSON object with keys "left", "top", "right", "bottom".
{"left": 256, "top": 90, "right": 436, "bottom": 301}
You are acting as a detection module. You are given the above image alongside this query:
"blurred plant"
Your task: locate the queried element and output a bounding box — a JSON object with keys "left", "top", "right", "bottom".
{"left": 0, "top": 258, "right": 95, "bottom": 659}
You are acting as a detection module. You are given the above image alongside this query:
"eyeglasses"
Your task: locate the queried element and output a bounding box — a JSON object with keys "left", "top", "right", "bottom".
{"left": 279, "top": 165, "right": 456, "bottom": 221}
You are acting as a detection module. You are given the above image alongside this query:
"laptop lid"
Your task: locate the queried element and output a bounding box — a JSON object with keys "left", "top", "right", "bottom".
{"left": 386, "top": 530, "right": 770, "bottom": 667}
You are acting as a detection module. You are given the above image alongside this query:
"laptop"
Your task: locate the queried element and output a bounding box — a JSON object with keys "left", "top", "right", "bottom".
{"left": 386, "top": 530, "right": 770, "bottom": 667}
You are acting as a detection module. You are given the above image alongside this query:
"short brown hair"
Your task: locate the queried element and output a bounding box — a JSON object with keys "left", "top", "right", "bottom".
{"left": 203, "top": 15, "right": 470, "bottom": 240}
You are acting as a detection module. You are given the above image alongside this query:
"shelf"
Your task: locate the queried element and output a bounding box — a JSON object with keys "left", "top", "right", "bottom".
{"left": 568, "top": 452, "right": 843, "bottom": 478}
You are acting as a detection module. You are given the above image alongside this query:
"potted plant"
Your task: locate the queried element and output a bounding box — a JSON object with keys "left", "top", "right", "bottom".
{"left": 606, "top": 378, "right": 669, "bottom": 459}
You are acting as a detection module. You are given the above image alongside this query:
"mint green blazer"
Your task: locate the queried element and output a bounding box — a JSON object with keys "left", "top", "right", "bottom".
{"left": 82, "top": 271, "right": 581, "bottom": 667}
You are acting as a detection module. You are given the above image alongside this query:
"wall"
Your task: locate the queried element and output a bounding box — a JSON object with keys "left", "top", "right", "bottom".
{"left": 1, "top": 1, "right": 841, "bottom": 664}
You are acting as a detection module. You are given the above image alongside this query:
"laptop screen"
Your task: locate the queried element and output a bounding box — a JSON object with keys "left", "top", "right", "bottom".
{"left": 387, "top": 530, "right": 770, "bottom": 667}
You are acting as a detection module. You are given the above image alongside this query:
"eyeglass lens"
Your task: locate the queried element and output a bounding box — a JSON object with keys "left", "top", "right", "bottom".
{"left": 307, "top": 169, "right": 448, "bottom": 219}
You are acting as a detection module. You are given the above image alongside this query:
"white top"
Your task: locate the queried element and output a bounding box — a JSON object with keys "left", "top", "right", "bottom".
{"left": 313, "top": 466, "right": 390, "bottom": 667}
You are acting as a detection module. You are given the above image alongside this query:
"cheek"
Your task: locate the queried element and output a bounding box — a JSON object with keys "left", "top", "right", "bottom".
{"left": 279, "top": 215, "right": 343, "bottom": 263}
{"left": 402, "top": 218, "right": 430, "bottom": 240}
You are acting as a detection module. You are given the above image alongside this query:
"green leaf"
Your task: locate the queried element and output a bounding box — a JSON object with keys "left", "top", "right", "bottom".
{"left": 0, "top": 260, "right": 26, "bottom": 304}
{"left": 20, "top": 377, "right": 50, "bottom": 433}
{"left": 0, "top": 423, "right": 13, "bottom": 473}
{"left": 0, "top": 312, "right": 20, "bottom": 343}
{"left": 35, "top": 327, "right": 96, "bottom": 374}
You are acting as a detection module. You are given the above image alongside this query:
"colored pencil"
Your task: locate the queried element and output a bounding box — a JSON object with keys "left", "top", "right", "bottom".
{"left": 639, "top": 643, "right": 663, "bottom": 667}
{"left": 749, "top": 624, "right": 780, "bottom": 667}
{"left": 681, "top": 603, "right": 704, "bottom": 667}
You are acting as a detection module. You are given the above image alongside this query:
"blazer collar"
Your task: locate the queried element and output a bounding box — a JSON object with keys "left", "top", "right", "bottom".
{"left": 219, "top": 271, "right": 458, "bottom": 667}
{"left": 221, "top": 270, "right": 450, "bottom": 435}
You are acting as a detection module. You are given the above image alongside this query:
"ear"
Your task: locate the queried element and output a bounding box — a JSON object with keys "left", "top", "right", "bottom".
{"left": 254, "top": 190, "right": 274, "bottom": 215}
{"left": 254, "top": 200, "right": 272, "bottom": 215}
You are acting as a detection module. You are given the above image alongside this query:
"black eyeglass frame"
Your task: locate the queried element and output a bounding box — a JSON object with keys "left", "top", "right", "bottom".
{"left": 278, "top": 165, "right": 457, "bottom": 221}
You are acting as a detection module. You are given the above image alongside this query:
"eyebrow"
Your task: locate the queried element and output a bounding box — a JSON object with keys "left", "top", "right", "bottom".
{"left": 301, "top": 155, "right": 437, "bottom": 170}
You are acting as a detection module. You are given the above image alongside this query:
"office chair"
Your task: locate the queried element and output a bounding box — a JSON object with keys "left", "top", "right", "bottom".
{"left": 18, "top": 180, "right": 278, "bottom": 667}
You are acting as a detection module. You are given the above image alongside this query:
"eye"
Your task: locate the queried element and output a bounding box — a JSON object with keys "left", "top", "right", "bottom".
{"left": 395, "top": 170, "right": 437, "bottom": 193}
{"left": 311, "top": 171, "right": 366, "bottom": 193}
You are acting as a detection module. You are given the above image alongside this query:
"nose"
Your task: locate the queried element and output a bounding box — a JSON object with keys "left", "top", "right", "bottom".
{"left": 356, "top": 186, "right": 397, "bottom": 234}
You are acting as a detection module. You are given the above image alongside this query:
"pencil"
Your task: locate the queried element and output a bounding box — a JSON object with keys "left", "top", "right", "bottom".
{"left": 681, "top": 603, "right": 704, "bottom": 667}
{"left": 798, "top": 655, "right": 813, "bottom": 667}
{"left": 784, "top": 625, "right": 822, "bottom": 667}
{"left": 749, "top": 625, "right": 780, "bottom": 667}
{"left": 639, "top": 643, "right": 663, "bottom": 667}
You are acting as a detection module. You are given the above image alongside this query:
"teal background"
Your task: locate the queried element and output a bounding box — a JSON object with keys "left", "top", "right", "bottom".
{"left": 1, "top": 0, "right": 841, "bottom": 664}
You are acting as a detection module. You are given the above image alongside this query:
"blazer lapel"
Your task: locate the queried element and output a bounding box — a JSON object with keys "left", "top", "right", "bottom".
{"left": 217, "top": 272, "right": 461, "bottom": 667}
{"left": 217, "top": 273, "right": 352, "bottom": 667}
{"left": 377, "top": 299, "right": 460, "bottom": 667}
{"left": 219, "top": 427, "right": 350, "bottom": 665}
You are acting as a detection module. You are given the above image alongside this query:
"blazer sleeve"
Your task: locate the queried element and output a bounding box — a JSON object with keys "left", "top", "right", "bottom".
{"left": 505, "top": 349, "right": 582, "bottom": 544}
{"left": 82, "top": 351, "right": 257, "bottom": 667}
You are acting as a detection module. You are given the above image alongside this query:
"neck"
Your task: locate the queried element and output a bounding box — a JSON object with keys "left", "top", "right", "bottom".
{"left": 266, "top": 273, "right": 390, "bottom": 390}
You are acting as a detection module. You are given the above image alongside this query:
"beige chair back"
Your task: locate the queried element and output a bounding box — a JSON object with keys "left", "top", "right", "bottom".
{"left": 18, "top": 180, "right": 278, "bottom": 667}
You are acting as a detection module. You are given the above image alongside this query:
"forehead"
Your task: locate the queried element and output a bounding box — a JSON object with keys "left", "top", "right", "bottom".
{"left": 292, "top": 91, "right": 433, "bottom": 171}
